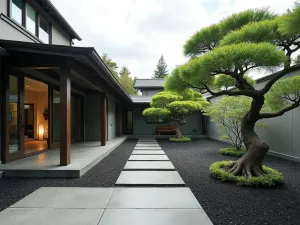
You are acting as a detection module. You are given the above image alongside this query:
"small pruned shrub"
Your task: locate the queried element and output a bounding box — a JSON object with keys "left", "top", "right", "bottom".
{"left": 219, "top": 148, "right": 245, "bottom": 157}
{"left": 169, "top": 137, "right": 191, "bottom": 142}
{"left": 210, "top": 160, "right": 284, "bottom": 187}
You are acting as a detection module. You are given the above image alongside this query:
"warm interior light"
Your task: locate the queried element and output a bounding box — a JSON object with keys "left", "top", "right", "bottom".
{"left": 38, "top": 124, "right": 44, "bottom": 141}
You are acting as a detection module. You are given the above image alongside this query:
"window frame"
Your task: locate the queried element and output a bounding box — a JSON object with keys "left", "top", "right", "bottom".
{"left": 7, "top": 0, "right": 52, "bottom": 44}
{"left": 145, "top": 115, "right": 168, "bottom": 124}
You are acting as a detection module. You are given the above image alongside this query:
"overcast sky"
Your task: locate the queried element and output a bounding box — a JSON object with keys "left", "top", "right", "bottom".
{"left": 51, "top": 0, "right": 294, "bottom": 79}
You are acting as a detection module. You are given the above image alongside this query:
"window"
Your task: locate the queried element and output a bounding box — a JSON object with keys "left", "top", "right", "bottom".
{"left": 12, "top": 0, "right": 23, "bottom": 24}
{"left": 39, "top": 16, "right": 49, "bottom": 44}
{"left": 9, "top": 0, "right": 52, "bottom": 44}
{"left": 146, "top": 115, "right": 168, "bottom": 124}
{"left": 25, "top": 3, "right": 36, "bottom": 35}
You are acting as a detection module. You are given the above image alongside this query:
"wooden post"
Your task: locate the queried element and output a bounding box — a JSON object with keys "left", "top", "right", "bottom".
{"left": 60, "top": 61, "right": 71, "bottom": 166}
{"left": 101, "top": 93, "right": 107, "bottom": 146}
{"left": 0, "top": 58, "right": 9, "bottom": 163}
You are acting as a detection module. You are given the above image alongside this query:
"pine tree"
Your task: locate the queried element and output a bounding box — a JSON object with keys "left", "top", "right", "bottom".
{"left": 118, "top": 66, "right": 137, "bottom": 95}
{"left": 152, "top": 55, "right": 168, "bottom": 78}
{"left": 102, "top": 53, "right": 119, "bottom": 78}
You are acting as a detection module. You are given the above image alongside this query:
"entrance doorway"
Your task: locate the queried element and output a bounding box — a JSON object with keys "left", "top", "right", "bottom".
{"left": 24, "top": 77, "right": 48, "bottom": 154}
{"left": 6, "top": 75, "right": 49, "bottom": 162}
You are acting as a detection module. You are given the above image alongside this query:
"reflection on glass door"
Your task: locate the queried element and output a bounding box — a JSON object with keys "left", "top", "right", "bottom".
{"left": 52, "top": 90, "right": 60, "bottom": 143}
{"left": 8, "top": 75, "right": 21, "bottom": 153}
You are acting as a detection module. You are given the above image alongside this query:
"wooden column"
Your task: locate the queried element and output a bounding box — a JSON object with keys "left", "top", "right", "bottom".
{"left": 101, "top": 94, "right": 107, "bottom": 146}
{"left": 202, "top": 114, "right": 207, "bottom": 135}
{"left": 1, "top": 58, "right": 8, "bottom": 163}
{"left": 60, "top": 62, "right": 71, "bottom": 166}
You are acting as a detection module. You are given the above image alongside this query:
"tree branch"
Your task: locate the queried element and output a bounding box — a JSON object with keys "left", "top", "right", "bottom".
{"left": 259, "top": 100, "right": 300, "bottom": 119}
{"left": 259, "top": 65, "right": 300, "bottom": 95}
{"left": 202, "top": 83, "right": 257, "bottom": 97}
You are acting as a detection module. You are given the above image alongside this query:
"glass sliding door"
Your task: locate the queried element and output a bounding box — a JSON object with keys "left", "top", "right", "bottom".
{"left": 52, "top": 90, "right": 60, "bottom": 143}
{"left": 7, "top": 75, "right": 24, "bottom": 161}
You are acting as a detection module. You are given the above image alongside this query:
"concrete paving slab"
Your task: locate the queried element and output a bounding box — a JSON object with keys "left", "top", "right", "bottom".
{"left": 116, "top": 171, "right": 185, "bottom": 185}
{"left": 134, "top": 147, "right": 162, "bottom": 150}
{"left": 12, "top": 187, "right": 114, "bottom": 209}
{"left": 98, "top": 209, "right": 213, "bottom": 225}
{"left": 0, "top": 208, "right": 104, "bottom": 225}
{"left": 136, "top": 144, "right": 160, "bottom": 147}
{"left": 137, "top": 141, "right": 158, "bottom": 143}
{"left": 107, "top": 188, "right": 201, "bottom": 209}
{"left": 0, "top": 137, "right": 127, "bottom": 178}
{"left": 129, "top": 155, "right": 169, "bottom": 161}
{"left": 124, "top": 161, "right": 175, "bottom": 170}
{"left": 132, "top": 150, "right": 165, "bottom": 155}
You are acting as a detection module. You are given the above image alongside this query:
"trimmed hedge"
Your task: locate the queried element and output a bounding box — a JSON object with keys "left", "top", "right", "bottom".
{"left": 210, "top": 160, "right": 284, "bottom": 187}
{"left": 169, "top": 137, "right": 191, "bottom": 142}
{"left": 219, "top": 148, "right": 245, "bottom": 157}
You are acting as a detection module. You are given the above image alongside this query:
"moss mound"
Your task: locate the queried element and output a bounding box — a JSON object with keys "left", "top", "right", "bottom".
{"left": 169, "top": 137, "right": 191, "bottom": 142}
{"left": 219, "top": 148, "right": 245, "bottom": 157}
{"left": 210, "top": 160, "right": 284, "bottom": 187}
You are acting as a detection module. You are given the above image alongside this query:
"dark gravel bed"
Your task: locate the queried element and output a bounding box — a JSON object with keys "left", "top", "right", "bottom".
{"left": 0, "top": 139, "right": 137, "bottom": 212}
{"left": 158, "top": 138, "right": 300, "bottom": 225}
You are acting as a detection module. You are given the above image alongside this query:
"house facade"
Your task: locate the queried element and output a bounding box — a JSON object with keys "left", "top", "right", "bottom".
{"left": 130, "top": 79, "right": 206, "bottom": 136}
{"left": 0, "top": 0, "right": 131, "bottom": 165}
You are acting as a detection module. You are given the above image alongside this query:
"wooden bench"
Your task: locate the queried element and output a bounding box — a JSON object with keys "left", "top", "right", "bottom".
{"left": 157, "top": 126, "right": 176, "bottom": 135}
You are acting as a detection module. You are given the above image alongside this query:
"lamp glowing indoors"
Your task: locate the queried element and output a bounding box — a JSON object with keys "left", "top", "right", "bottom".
{"left": 38, "top": 124, "right": 44, "bottom": 140}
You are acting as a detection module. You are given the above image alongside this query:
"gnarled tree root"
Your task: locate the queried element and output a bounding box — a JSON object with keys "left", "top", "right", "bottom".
{"left": 225, "top": 160, "right": 267, "bottom": 178}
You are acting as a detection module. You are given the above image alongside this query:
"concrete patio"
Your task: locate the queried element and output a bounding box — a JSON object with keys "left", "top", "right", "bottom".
{"left": 0, "top": 137, "right": 127, "bottom": 178}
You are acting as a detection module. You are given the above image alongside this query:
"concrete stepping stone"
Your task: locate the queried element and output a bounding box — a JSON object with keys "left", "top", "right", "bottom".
{"left": 136, "top": 144, "right": 160, "bottom": 147}
{"left": 11, "top": 187, "right": 114, "bottom": 209}
{"left": 134, "top": 147, "right": 162, "bottom": 150}
{"left": 129, "top": 155, "right": 169, "bottom": 161}
{"left": 124, "top": 161, "right": 175, "bottom": 170}
{"left": 132, "top": 150, "right": 165, "bottom": 155}
{"left": 98, "top": 209, "right": 213, "bottom": 225}
{"left": 107, "top": 188, "right": 200, "bottom": 208}
{"left": 0, "top": 208, "right": 104, "bottom": 225}
{"left": 116, "top": 171, "right": 185, "bottom": 185}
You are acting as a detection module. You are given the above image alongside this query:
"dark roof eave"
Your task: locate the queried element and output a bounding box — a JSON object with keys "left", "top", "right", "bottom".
{"left": 88, "top": 50, "right": 133, "bottom": 103}
{"left": 41, "top": 0, "right": 82, "bottom": 41}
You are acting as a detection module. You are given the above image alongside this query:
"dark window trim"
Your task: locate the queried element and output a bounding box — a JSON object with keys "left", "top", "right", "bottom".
{"left": 0, "top": 13, "right": 41, "bottom": 43}
{"left": 7, "top": 0, "right": 11, "bottom": 17}
{"left": 7, "top": 0, "right": 52, "bottom": 44}
{"left": 145, "top": 115, "right": 168, "bottom": 124}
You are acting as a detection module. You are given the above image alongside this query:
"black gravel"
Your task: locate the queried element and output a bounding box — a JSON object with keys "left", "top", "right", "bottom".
{"left": 158, "top": 138, "right": 300, "bottom": 225}
{"left": 0, "top": 139, "right": 137, "bottom": 212}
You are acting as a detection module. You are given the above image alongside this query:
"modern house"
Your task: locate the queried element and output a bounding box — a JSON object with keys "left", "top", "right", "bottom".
{"left": 0, "top": 0, "right": 132, "bottom": 168}
{"left": 0, "top": 0, "right": 298, "bottom": 177}
{"left": 131, "top": 79, "right": 206, "bottom": 136}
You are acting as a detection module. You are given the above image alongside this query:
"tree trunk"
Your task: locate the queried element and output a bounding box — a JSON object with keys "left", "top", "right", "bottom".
{"left": 226, "top": 115, "right": 269, "bottom": 177}
{"left": 175, "top": 125, "right": 184, "bottom": 139}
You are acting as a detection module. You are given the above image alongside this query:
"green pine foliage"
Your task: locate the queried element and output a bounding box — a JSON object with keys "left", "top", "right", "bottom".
{"left": 153, "top": 55, "right": 169, "bottom": 78}
{"left": 143, "top": 89, "right": 209, "bottom": 139}
{"left": 118, "top": 67, "right": 137, "bottom": 95}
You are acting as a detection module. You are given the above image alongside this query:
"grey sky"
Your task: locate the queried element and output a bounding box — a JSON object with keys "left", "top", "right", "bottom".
{"left": 51, "top": 0, "right": 294, "bottom": 79}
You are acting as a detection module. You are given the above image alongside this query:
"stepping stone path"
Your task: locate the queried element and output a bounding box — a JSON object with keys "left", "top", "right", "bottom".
{"left": 0, "top": 138, "right": 213, "bottom": 224}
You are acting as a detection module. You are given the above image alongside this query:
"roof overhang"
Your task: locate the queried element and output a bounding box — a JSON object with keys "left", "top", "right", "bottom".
{"left": 37, "top": 0, "right": 82, "bottom": 41}
{"left": 0, "top": 39, "right": 132, "bottom": 103}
